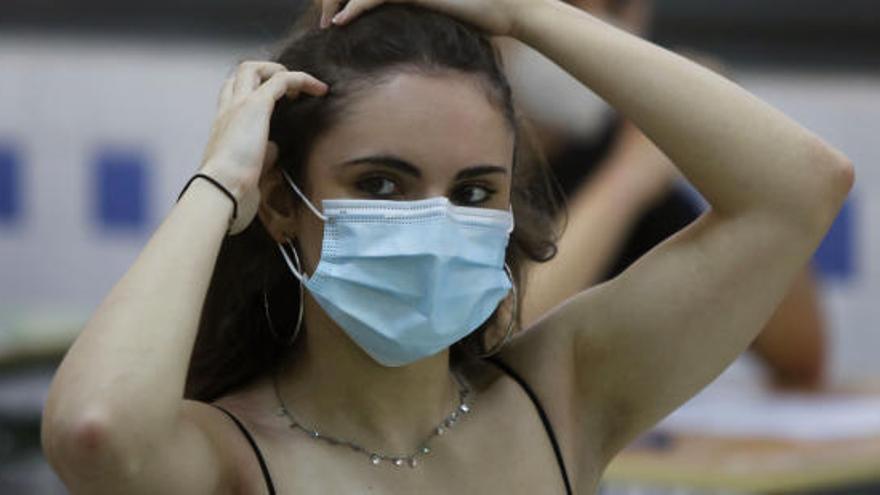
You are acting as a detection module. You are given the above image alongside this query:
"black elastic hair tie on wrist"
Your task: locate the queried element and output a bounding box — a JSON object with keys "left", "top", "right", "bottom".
{"left": 177, "top": 173, "right": 239, "bottom": 226}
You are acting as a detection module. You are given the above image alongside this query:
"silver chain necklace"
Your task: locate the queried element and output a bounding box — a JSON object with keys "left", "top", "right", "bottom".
{"left": 271, "top": 370, "right": 473, "bottom": 468}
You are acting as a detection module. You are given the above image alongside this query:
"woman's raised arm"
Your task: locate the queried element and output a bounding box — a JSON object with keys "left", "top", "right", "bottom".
{"left": 41, "top": 62, "right": 327, "bottom": 491}
{"left": 328, "top": 0, "right": 853, "bottom": 471}
{"left": 505, "top": 0, "right": 853, "bottom": 461}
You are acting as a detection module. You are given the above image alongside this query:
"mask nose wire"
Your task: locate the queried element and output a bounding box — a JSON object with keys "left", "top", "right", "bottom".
{"left": 280, "top": 170, "right": 328, "bottom": 222}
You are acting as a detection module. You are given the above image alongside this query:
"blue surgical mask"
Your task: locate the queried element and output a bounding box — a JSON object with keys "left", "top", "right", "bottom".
{"left": 277, "top": 171, "right": 515, "bottom": 367}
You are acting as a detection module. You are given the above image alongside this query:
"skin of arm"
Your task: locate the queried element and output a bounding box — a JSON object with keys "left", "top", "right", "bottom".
{"left": 516, "top": 3, "right": 829, "bottom": 388}
{"left": 523, "top": 133, "right": 828, "bottom": 390}
{"left": 41, "top": 179, "right": 233, "bottom": 477}
{"left": 507, "top": 0, "right": 853, "bottom": 460}
{"left": 515, "top": 0, "right": 829, "bottom": 385}
{"left": 523, "top": 111, "right": 828, "bottom": 390}
{"left": 521, "top": 119, "right": 678, "bottom": 325}
{"left": 750, "top": 265, "right": 826, "bottom": 389}
{"left": 525, "top": 173, "right": 828, "bottom": 390}
{"left": 510, "top": 1, "right": 851, "bottom": 221}
{"left": 41, "top": 64, "right": 327, "bottom": 490}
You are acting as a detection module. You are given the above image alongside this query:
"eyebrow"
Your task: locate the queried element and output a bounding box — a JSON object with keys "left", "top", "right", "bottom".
{"left": 340, "top": 155, "right": 508, "bottom": 181}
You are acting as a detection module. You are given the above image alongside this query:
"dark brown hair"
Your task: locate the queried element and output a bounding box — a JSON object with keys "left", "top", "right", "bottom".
{"left": 184, "top": 3, "right": 564, "bottom": 402}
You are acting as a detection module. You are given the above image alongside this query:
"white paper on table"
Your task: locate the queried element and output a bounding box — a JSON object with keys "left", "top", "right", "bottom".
{"left": 656, "top": 356, "right": 880, "bottom": 441}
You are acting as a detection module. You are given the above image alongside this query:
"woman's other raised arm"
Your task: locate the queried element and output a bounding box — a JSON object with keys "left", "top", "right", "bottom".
{"left": 40, "top": 62, "right": 327, "bottom": 492}
{"left": 506, "top": 0, "right": 852, "bottom": 461}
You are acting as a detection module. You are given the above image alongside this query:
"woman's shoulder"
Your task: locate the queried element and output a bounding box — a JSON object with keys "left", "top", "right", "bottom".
{"left": 203, "top": 373, "right": 285, "bottom": 443}
{"left": 494, "top": 313, "right": 606, "bottom": 442}
{"left": 181, "top": 379, "right": 280, "bottom": 494}
{"left": 496, "top": 316, "right": 581, "bottom": 392}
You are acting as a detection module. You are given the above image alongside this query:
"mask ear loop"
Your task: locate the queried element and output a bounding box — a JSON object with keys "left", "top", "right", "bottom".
{"left": 280, "top": 170, "right": 327, "bottom": 222}
{"left": 275, "top": 170, "right": 323, "bottom": 283}
{"left": 477, "top": 263, "right": 518, "bottom": 358}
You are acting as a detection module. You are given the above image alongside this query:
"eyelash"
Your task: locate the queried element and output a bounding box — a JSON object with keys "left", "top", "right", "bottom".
{"left": 354, "top": 175, "right": 497, "bottom": 205}
{"left": 356, "top": 176, "right": 400, "bottom": 198}
{"left": 453, "top": 183, "right": 497, "bottom": 205}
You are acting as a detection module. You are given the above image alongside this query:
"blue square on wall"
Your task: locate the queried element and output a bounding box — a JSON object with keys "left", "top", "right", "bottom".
{"left": 0, "top": 142, "right": 22, "bottom": 224}
{"left": 812, "top": 198, "right": 855, "bottom": 281}
{"left": 94, "top": 148, "right": 150, "bottom": 231}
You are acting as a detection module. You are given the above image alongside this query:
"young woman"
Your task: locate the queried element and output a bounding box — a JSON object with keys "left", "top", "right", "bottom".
{"left": 42, "top": 1, "right": 853, "bottom": 494}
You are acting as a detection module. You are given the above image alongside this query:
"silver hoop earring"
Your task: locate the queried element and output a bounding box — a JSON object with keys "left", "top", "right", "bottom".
{"left": 476, "top": 263, "right": 518, "bottom": 358}
{"left": 264, "top": 237, "right": 305, "bottom": 346}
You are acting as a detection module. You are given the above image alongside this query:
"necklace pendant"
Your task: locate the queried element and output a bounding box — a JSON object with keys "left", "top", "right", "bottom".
{"left": 370, "top": 454, "right": 382, "bottom": 465}
{"left": 459, "top": 403, "right": 471, "bottom": 414}
{"left": 393, "top": 458, "right": 405, "bottom": 467}
{"left": 408, "top": 457, "right": 419, "bottom": 468}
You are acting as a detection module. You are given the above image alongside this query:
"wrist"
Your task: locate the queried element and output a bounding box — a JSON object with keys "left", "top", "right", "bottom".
{"left": 197, "top": 161, "right": 248, "bottom": 204}
{"left": 509, "top": 0, "right": 552, "bottom": 41}
{"left": 178, "top": 178, "right": 237, "bottom": 233}
{"left": 512, "top": 0, "right": 595, "bottom": 46}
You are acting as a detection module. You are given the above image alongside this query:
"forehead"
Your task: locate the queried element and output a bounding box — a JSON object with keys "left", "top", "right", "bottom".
{"left": 308, "top": 71, "right": 514, "bottom": 175}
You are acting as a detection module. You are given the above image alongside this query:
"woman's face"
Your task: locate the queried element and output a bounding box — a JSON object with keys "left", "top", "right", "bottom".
{"left": 278, "top": 70, "right": 515, "bottom": 274}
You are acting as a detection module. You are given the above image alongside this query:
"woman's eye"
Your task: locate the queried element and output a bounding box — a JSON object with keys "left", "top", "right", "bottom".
{"left": 453, "top": 184, "right": 495, "bottom": 205}
{"left": 356, "top": 176, "right": 400, "bottom": 197}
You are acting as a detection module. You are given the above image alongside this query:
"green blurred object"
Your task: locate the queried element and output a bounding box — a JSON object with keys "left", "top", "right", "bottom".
{"left": 0, "top": 308, "right": 86, "bottom": 370}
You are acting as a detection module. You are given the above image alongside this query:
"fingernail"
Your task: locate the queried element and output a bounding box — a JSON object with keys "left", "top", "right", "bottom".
{"left": 332, "top": 12, "right": 344, "bottom": 25}
{"left": 320, "top": 15, "right": 328, "bottom": 29}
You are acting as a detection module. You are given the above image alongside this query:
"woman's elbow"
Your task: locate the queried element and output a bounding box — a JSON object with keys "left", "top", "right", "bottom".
{"left": 42, "top": 406, "right": 145, "bottom": 485}
{"left": 798, "top": 139, "right": 855, "bottom": 234}
{"left": 822, "top": 140, "right": 855, "bottom": 196}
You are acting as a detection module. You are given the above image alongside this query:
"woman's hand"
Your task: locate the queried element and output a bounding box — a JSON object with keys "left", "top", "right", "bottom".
{"left": 198, "top": 61, "right": 328, "bottom": 234}
{"left": 320, "top": 0, "right": 543, "bottom": 37}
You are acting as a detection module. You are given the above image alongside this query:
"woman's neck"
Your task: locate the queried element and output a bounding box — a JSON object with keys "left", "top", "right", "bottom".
{"left": 273, "top": 297, "right": 463, "bottom": 454}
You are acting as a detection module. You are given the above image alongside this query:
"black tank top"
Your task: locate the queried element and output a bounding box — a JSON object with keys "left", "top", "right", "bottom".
{"left": 210, "top": 357, "right": 573, "bottom": 495}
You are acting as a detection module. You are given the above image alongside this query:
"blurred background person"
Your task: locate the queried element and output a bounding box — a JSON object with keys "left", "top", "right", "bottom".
{"left": 497, "top": 0, "right": 826, "bottom": 389}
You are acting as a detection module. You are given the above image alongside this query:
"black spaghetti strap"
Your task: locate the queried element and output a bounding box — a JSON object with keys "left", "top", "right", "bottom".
{"left": 485, "top": 356, "right": 574, "bottom": 495}
{"left": 209, "top": 403, "right": 277, "bottom": 495}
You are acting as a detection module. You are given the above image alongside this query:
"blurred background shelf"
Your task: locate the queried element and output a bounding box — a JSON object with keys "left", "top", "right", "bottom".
{"left": 0, "top": 0, "right": 878, "bottom": 68}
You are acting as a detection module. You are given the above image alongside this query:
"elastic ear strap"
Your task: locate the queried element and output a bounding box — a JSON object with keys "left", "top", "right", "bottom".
{"left": 281, "top": 170, "right": 327, "bottom": 221}
{"left": 277, "top": 240, "right": 307, "bottom": 283}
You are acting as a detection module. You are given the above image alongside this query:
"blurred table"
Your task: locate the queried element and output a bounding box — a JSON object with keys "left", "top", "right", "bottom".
{"left": 0, "top": 309, "right": 84, "bottom": 370}
{"left": 602, "top": 383, "right": 880, "bottom": 495}
{"left": 603, "top": 432, "right": 880, "bottom": 494}
{"left": 0, "top": 309, "right": 81, "bottom": 493}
